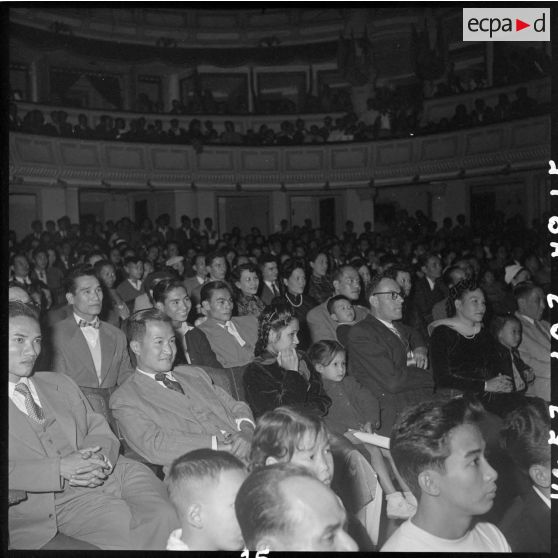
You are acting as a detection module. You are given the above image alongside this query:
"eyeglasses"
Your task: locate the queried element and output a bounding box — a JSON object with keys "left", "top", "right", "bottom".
{"left": 372, "top": 291, "right": 404, "bottom": 300}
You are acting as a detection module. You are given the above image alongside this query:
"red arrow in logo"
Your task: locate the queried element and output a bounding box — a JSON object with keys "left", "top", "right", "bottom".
{"left": 516, "top": 18, "right": 530, "bottom": 31}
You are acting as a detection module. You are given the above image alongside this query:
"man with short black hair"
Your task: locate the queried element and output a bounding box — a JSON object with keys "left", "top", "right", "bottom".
{"left": 110, "top": 308, "right": 255, "bottom": 472}
{"left": 116, "top": 256, "right": 145, "bottom": 311}
{"left": 235, "top": 463, "right": 358, "bottom": 552}
{"left": 258, "top": 254, "right": 281, "bottom": 306}
{"left": 190, "top": 251, "right": 227, "bottom": 309}
{"left": 166, "top": 449, "right": 247, "bottom": 550}
{"left": 8, "top": 301, "right": 177, "bottom": 550}
{"left": 381, "top": 398, "right": 510, "bottom": 552}
{"left": 52, "top": 265, "right": 132, "bottom": 426}
{"left": 347, "top": 273, "right": 433, "bottom": 434}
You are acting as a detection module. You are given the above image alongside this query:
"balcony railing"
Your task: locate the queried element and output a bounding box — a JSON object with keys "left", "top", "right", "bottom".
{"left": 9, "top": 116, "right": 550, "bottom": 191}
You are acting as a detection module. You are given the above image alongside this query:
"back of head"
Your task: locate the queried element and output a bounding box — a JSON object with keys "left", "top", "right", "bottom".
{"left": 168, "top": 449, "right": 245, "bottom": 518}
{"left": 250, "top": 406, "right": 327, "bottom": 470}
{"left": 390, "top": 397, "right": 485, "bottom": 497}
{"left": 235, "top": 463, "right": 316, "bottom": 551}
{"left": 500, "top": 397, "right": 550, "bottom": 475}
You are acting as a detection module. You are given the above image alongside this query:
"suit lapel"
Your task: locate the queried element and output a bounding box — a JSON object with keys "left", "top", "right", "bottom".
{"left": 66, "top": 323, "right": 98, "bottom": 379}
{"left": 99, "top": 323, "right": 116, "bottom": 386}
{"left": 135, "top": 372, "right": 192, "bottom": 418}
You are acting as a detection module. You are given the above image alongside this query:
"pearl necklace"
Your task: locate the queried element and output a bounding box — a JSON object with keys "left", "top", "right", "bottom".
{"left": 285, "top": 292, "right": 303, "bottom": 308}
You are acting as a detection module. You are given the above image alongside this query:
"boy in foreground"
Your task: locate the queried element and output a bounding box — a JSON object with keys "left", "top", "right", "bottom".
{"left": 166, "top": 449, "right": 247, "bottom": 551}
{"left": 381, "top": 397, "right": 511, "bottom": 552}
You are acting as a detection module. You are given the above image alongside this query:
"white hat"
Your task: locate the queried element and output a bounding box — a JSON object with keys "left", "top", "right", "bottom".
{"left": 504, "top": 264, "right": 524, "bottom": 285}
{"left": 166, "top": 256, "right": 184, "bottom": 268}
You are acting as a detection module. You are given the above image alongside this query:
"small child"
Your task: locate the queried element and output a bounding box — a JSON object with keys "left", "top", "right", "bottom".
{"left": 166, "top": 449, "right": 248, "bottom": 551}
{"left": 490, "top": 315, "right": 535, "bottom": 414}
{"left": 327, "top": 294, "right": 356, "bottom": 347}
{"left": 308, "top": 340, "right": 416, "bottom": 520}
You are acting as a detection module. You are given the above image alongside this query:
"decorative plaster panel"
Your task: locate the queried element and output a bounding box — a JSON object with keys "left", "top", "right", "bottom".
{"left": 376, "top": 143, "right": 412, "bottom": 166}
{"left": 14, "top": 137, "right": 56, "bottom": 165}
{"left": 105, "top": 145, "right": 145, "bottom": 169}
{"left": 285, "top": 150, "right": 323, "bottom": 171}
{"left": 197, "top": 151, "right": 234, "bottom": 171}
{"left": 420, "top": 136, "right": 459, "bottom": 161}
{"left": 151, "top": 149, "right": 190, "bottom": 171}
{"left": 510, "top": 120, "right": 549, "bottom": 148}
{"left": 59, "top": 142, "right": 101, "bottom": 167}
{"left": 331, "top": 147, "right": 368, "bottom": 169}
{"left": 465, "top": 129, "right": 505, "bottom": 155}
{"left": 241, "top": 151, "right": 279, "bottom": 171}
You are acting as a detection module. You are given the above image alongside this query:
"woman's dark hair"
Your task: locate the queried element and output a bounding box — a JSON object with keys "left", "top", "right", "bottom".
{"left": 254, "top": 301, "right": 296, "bottom": 357}
{"left": 249, "top": 406, "right": 330, "bottom": 472}
{"left": 500, "top": 397, "right": 550, "bottom": 474}
{"left": 446, "top": 278, "right": 481, "bottom": 317}
{"left": 231, "top": 262, "right": 261, "bottom": 293}
{"left": 279, "top": 258, "right": 306, "bottom": 282}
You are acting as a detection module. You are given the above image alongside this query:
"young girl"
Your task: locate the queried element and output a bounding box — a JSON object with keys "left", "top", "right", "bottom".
{"left": 308, "top": 340, "right": 416, "bottom": 520}
{"left": 490, "top": 314, "right": 535, "bottom": 415}
{"left": 243, "top": 302, "right": 331, "bottom": 419}
{"left": 249, "top": 406, "right": 374, "bottom": 550}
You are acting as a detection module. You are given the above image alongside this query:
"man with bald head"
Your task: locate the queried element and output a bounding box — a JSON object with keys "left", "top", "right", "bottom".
{"left": 307, "top": 265, "right": 370, "bottom": 342}
{"left": 235, "top": 463, "right": 357, "bottom": 552}
{"left": 346, "top": 273, "right": 434, "bottom": 434}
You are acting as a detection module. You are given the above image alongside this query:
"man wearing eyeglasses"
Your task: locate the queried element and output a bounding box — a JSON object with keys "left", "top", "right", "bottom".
{"left": 346, "top": 273, "right": 434, "bottom": 435}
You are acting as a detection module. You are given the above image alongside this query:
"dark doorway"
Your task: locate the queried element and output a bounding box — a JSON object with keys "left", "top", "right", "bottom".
{"left": 470, "top": 190, "right": 496, "bottom": 229}
{"left": 135, "top": 199, "right": 148, "bottom": 225}
{"left": 319, "top": 198, "right": 335, "bottom": 236}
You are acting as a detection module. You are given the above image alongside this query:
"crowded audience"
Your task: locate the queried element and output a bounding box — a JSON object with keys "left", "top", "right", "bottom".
{"left": 8, "top": 207, "right": 551, "bottom": 550}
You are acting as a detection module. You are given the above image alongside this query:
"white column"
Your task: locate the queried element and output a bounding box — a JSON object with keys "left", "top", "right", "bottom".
{"left": 29, "top": 60, "right": 39, "bottom": 103}
{"left": 166, "top": 73, "right": 180, "bottom": 111}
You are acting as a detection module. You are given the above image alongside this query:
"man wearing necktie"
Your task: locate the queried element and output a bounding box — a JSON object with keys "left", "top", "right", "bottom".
{"left": 110, "top": 308, "right": 255, "bottom": 473}
{"left": 514, "top": 283, "right": 550, "bottom": 401}
{"left": 52, "top": 265, "right": 132, "bottom": 427}
{"left": 258, "top": 254, "right": 282, "bottom": 306}
{"left": 193, "top": 281, "right": 258, "bottom": 368}
{"left": 8, "top": 301, "right": 178, "bottom": 550}
{"left": 347, "top": 274, "right": 434, "bottom": 435}
{"left": 115, "top": 256, "right": 145, "bottom": 312}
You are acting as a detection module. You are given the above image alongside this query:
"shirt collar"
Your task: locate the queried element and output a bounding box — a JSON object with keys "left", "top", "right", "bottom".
{"left": 73, "top": 312, "right": 100, "bottom": 327}
{"left": 532, "top": 485, "right": 551, "bottom": 509}
{"left": 136, "top": 367, "right": 177, "bottom": 382}
{"left": 8, "top": 376, "right": 31, "bottom": 396}
{"left": 517, "top": 312, "right": 534, "bottom": 325}
{"left": 426, "top": 276, "right": 436, "bottom": 290}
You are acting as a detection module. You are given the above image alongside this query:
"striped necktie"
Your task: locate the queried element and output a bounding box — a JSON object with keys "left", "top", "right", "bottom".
{"left": 15, "top": 383, "right": 46, "bottom": 425}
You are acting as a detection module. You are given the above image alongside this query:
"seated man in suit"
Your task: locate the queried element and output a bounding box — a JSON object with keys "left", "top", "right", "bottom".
{"left": 110, "top": 308, "right": 255, "bottom": 473}
{"left": 190, "top": 281, "right": 258, "bottom": 368}
{"left": 514, "top": 282, "right": 550, "bottom": 401}
{"left": 307, "top": 265, "right": 370, "bottom": 343}
{"left": 347, "top": 273, "right": 433, "bottom": 434}
{"left": 8, "top": 301, "right": 178, "bottom": 550}
{"left": 51, "top": 265, "right": 132, "bottom": 426}
{"left": 258, "top": 254, "right": 282, "bottom": 306}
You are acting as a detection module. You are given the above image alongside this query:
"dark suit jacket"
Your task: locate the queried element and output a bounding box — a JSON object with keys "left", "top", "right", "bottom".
{"left": 116, "top": 279, "right": 144, "bottom": 310}
{"left": 347, "top": 315, "right": 434, "bottom": 434}
{"left": 52, "top": 315, "right": 132, "bottom": 389}
{"left": 499, "top": 487, "right": 550, "bottom": 552}
{"left": 9, "top": 372, "right": 120, "bottom": 549}
{"left": 411, "top": 277, "right": 446, "bottom": 335}
{"left": 259, "top": 281, "right": 282, "bottom": 306}
{"left": 110, "top": 366, "right": 254, "bottom": 468}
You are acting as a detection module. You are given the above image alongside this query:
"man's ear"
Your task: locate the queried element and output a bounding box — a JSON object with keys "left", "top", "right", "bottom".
{"left": 186, "top": 503, "right": 203, "bottom": 529}
{"left": 330, "top": 313, "right": 339, "bottom": 322}
{"left": 282, "top": 278, "right": 289, "bottom": 288}
{"left": 368, "top": 294, "right": 378, "bottom": 310}
{"left": 332, "top": 280, "right": 340, "bottom": 292}
{"left": 155, "top": 301, "right": 164, "bottom": 313}
{"left": 529, "top": 463, "right": 550, "bottom": 488}
{"left": 129, "top": 340, "right": 141, "bottom": 357}
{"left": 66, "top": 292, "right": 74, "bottom": 306}
{"left": 256, "top": 537, "right": 275, "bottom": 553}
{"left": 418, "top": 469, "right": 440, "bottom": 496}
{"left": 201, "top": 300, "right": 210, "bottom": 313}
